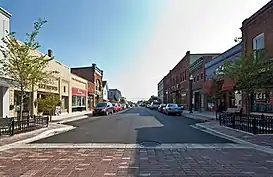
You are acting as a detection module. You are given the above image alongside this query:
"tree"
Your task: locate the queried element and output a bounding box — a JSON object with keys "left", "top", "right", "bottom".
{"left": 0, "top": 18, "right": 54, "bottom": 119}
{"left": 221, "top": 52, "right": 273, "bottom": 113}
{"left": 38, "top": 93, "right": 61, "bottom": 119}
{"left": 208, "top": 77, "right": 222, "bottom": 105}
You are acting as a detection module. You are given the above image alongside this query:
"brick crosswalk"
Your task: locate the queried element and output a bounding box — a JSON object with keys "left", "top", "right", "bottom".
{"left": 0, "top": 146, "right": 273, "bottom": 177}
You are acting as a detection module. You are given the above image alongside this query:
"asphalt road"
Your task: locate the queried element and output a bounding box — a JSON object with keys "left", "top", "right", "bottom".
{"left": 32, "top": 107, "right": 234, "bottom": 144}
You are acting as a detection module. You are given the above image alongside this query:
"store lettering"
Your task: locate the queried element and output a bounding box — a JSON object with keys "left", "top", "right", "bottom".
{"left": 39, "top": 84, "right": 58, "bottom": 91}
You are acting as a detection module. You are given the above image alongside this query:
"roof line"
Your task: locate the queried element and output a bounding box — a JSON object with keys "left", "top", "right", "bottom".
{"left": 0, "top": 7, "right": 12, "bottom": 18}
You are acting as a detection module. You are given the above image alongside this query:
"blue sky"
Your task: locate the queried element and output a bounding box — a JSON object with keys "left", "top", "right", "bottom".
{"left": 0, "top": 0, "right": 271, "bottom": 101}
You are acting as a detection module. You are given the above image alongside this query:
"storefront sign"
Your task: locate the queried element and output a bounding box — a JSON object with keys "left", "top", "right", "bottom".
{"left": 72, "top": 87, "right": 86, "bottom": 96}
{"left": 39, "top": 84, "right": 58, "bottom": 91}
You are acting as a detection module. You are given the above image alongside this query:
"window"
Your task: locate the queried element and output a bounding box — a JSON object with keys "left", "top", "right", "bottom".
{"left": 72, "top": 96, "right": 77, "bottom": 107}
{"left": 197, "top": 75, "right": 199, "bottom": 81}
{"left": 96, "top": 79, "right": 101, "bottom": 91}
{"left": 253, "top": 33, "right": 265, "bottom": 59}
{"left": 194, "top": 76, "right": 196, "bottom": 82}
{"left": 201, "top": 73, "right": 203, "bottom": 80}
{"left": 63, "top": 86, "right": 66, "bottom": 93}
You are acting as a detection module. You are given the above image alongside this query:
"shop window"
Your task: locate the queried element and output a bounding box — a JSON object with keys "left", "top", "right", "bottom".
{"left": 77, "top": 96, "right": 81, "bottom": 106}
{"left": 72, "top": 96, "right": 77, "bottom": 107}
{"left": 81, "top": 96, "right": 86, "bottom": 106}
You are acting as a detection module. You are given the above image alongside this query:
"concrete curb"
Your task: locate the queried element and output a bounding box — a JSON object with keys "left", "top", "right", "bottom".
{"left": 191, "top": 123, "right": 273, "bottom": 154}
{"left": 0, "top": 124, "right": 75, "bottom": 151}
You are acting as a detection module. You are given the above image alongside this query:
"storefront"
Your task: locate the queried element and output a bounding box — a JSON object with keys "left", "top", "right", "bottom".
{"left": 251, "top": 92, "right": 273, "bottom": 113}
{"left": 204, "top": 43, "right": 242, "bottom": 111}
{"left": 72, "top": 87, "right": 87, "bottom": 112}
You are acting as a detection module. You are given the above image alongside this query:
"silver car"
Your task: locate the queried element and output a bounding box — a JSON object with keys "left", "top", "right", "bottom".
{"left": 164, "top": 103, "right": 183, "bottom": 116}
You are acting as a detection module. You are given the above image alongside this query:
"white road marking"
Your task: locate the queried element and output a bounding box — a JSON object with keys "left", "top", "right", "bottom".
{"left": 14, "top": 143, "right": 253, "bottom": 149}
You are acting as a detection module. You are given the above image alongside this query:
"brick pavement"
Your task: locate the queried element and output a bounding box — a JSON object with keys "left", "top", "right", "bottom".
{"left": 0, "top": 147, "right": 273, "bottom": 177}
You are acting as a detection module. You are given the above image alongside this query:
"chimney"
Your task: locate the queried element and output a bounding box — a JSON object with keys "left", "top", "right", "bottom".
{"left": 48, "top": 49, "right": 53, "bottom": 57}
{"left": 92, "top": 63, "right": 96, "bottom": 70}
{"left": 186, "top": 51, "right": 190, "bottom": 55}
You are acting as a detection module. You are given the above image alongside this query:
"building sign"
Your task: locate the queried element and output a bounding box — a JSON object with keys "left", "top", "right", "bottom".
{"left": 72, "top": 87, "right": 86, "bottom": 96}
{"left": 38, "top": 84, "right": 58, "bottom": 91}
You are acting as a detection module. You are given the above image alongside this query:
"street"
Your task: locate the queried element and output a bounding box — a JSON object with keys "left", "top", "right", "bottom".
{"left": 1, "top": 107, "right": 273, "bottom": 177}
{"left": 32, "top": 107, "right": 231, "bottom": 144}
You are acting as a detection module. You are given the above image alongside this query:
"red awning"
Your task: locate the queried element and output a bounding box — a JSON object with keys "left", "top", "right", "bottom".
{"left": 203, "top": 80, "right": 212, "bottom": 94}
{"left": 222, "top": 77, "right": 236, "bottom": 91}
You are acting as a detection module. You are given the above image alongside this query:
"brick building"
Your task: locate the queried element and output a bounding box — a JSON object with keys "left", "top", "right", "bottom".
{"left": 189, "top": 55, "right": 216, "bottom": 111}
{"left": 163, "top": 51, "right": 219, "bottom": 108}
{"left": 71, "top": 63, "right": 103, "bottom": 108}
{"left": 241, "top": 0, "right": 273, "bottom": 113}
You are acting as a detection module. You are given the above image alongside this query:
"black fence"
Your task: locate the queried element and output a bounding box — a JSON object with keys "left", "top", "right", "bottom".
{"left": 0, "top": 115, "right": 49, "bottom": 136}
{"left": 219, "top": 112, "right": 273, "bottom": 134}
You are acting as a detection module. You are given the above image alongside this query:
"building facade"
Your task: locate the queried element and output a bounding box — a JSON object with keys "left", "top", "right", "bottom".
{"left": 204, "top": 43, "right": 242, "bottom": 111}
{"left": 71, "top": 74, "right": 88, "bottom": 112}
{"left": 241, "top": 0, "right": 273, "bottom": 113}
{"left": 9, "top": 49, "right": 72, "bottom": 116}
{"left": 108, "top": 89, "right": 122, "bottom": 102}
{"left": 189, "top": 56, "right": 215, "bottom": 111}
{"left": 102, "top": 81, "right": 109, "bottom": 101}
{"left": 163, "top": 51, "right": 219, "bottom": 109}
{"left": 71, "top": 63, "right": 103, "bottom": 108}
{"left": 0, "top": 7, "right": 11, "bottom": 117}
{"left": 157, "top": 78, "right": 164, "bottom": 103}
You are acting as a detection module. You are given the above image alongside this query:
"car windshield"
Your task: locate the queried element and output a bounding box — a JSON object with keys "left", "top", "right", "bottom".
{"left": 168, "top": 104, "right": 178, "bottom": 107}
{"left": 96, "top": 103, "right": 107, "bottom": 107}
{"left": 161, "top": 104, "right": 166, "bottom": 107}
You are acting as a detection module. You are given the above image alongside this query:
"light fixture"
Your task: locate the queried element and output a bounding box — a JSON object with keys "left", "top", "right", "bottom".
{"left": 189, "top": 75, "right": 194, "bottom": 81}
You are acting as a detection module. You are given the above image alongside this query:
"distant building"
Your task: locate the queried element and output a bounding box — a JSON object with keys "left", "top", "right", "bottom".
{"left": 157, "top": 78, "right": 164, "bottom": 103}
{"left": 71, "top": 63, "right": 103, "bottom": 107}
{"left": 102, "top": 81, "right": 109, "bottom": 101}
{"left": 108, "top": 89, "right": 122, "bottom": 102}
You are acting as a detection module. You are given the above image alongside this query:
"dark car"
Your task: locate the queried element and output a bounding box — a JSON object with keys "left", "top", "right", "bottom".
{"left": 158, "top": 104, "right": 166, "bottom": 113}
{"left": 93, "top": 102, "right": 114, "bottom": 116}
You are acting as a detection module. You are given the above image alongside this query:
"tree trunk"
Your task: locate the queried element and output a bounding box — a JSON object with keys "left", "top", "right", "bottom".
{"left": 31, "top": 84, "right": 34, "bottom": 116}
{"left": 20, "top": 85, "right": 24, "bottom": 120}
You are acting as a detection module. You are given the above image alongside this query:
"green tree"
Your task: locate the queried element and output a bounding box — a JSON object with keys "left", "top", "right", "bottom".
{"left": 221, "top": 52, "right": 273, "bottom": 112}
{"left": 0, "top": 18, "right": 54, "bottom": 119}
{"left": 38, "top": 93, "right": 61, "bottom": 119}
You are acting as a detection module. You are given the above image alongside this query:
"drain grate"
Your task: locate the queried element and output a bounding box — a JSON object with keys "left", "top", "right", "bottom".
{"left": 140, "top": 141, "right": 161, "bottom": 147}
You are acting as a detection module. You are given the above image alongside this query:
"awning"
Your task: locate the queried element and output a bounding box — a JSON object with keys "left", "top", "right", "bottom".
{"left": 222, "top": 77, "right": 236, "bottom": 91}
{"left": 203, "top": 80, "right": 212, "bottom": 94}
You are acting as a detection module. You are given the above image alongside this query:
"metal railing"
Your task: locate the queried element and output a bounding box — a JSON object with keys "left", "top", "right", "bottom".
{"left": 219, "top": 112, "right": 273, "bottom": 134}
{"left": 0, "top": 115, "right": 49, "bottom": 136}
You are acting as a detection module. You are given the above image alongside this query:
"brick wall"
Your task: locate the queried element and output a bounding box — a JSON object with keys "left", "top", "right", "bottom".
{"left": 71, "top": 68, "right": 93, "bottom": 82}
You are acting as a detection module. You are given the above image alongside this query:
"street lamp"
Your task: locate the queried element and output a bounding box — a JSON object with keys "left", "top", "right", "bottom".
{"left": 189, "top": 75, "right": 194, "bottom": 113}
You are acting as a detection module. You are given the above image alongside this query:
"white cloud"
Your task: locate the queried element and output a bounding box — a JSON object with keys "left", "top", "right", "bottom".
{"left": 111, "top": 0, "right": 271, "bottom": 102}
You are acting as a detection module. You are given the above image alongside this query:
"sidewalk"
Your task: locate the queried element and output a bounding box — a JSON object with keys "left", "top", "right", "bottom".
{"left": 182, "top": 110, "right": 216, "bottom": 121}
{"left": 0, "top": 123, "right": 64, "bottom": 147}
{"left": 51, "top": 110, "right": 93, "bottom": 122}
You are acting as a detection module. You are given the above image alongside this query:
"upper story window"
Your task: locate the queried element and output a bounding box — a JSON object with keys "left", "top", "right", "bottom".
{"left": 193, "top": 76, "right": 196, "bottom": 82}
{"left": 197, "top": 74, "right": 199, "bottom": 81}
{"left": 96, "top": 79, "right": 101, "bottom": 91}
{"left": 201, "top": 73, "right": 203, "bottom": 80}
{"left": 253, "top": 33, "right": 265, "bottom": 59}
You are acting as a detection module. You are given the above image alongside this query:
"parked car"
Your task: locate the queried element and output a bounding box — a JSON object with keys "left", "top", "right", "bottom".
{"left": 122, "top": 104, "right": 127, "bottom": 109}
{"left": 158, "top": 104, "right": 166, "bottom": 113}
{"left": 112, "top": 103, "right": 120, "bottom": 112}
{"left": 177, "top": 104, "right": 185, "bottom": 110}
{"left": 150, "top": 102, "right": 160, "bottom": 110}
{"left": 164, "top": 103, "right": 183, "bottom": 116}
{"left": 117, "top": 103, "right": 123, "bottom": 111}
{"left": 93, "top": 102, "right": 114, "bottom": 116}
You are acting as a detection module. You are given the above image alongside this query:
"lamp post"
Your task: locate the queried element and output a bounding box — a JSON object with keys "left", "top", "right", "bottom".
{"left": 189, "top": 75, "right": 194, "bottom": 113}
{"left": 166, "top": 91, "right": 168, "bottom": 103}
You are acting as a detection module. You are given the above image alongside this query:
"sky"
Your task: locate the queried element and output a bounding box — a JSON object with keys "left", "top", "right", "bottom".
{"left": 0, "top": 0, "right": 271, "bottom": 102}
